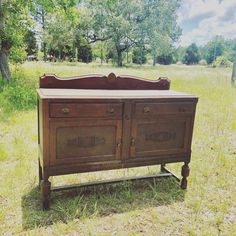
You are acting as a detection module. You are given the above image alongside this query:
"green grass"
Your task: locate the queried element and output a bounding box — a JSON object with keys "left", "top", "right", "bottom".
{"left": 0, "top": 62, "right": 236, "bottom": 235}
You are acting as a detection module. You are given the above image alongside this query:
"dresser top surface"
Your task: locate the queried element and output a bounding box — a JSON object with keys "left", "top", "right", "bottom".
{"left": 37, "top": 89, "right": 198, "bottom": 100}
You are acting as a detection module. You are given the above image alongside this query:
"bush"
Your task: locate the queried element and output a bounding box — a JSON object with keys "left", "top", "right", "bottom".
{"left": 132, "top": 47, "right": 147, "bottom": 64}
{"left": 212, "top": 56, "right": 232, "bottom": 67}
{"left": 199, "top": 59, "right": 207, "bottom": 65}
{"left": 0, "top": 69, "right": 37, "bottom": 112}
{"left": 156, "top": 54, "right": 173, "bottom": 65}
{"left": 10, "top": 45, "right": 27, "bottom": 64}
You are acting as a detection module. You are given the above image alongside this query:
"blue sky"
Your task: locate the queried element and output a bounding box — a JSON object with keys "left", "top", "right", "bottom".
{"left": 177, "top": 0, "right": 236, "bottom": 46}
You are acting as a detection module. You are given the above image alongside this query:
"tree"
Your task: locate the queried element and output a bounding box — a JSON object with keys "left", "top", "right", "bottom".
{"left": 231, "top": 53, "right": 236, "bottom": 86}
{"left": 80, "top": 0, "right": 142, "bottom": 67}
{"left": 32, "top": 0, "right": 78, "bottom": 61}
{"left": 141, "top": 0, "right": 181, "bottom": 65}
{"left": 204, "top": 36, "right": 225, "bottom": 64}
{"left": 156, "top": 52, "right": 174, "bottom": 65}
{"left": 79, "top": 0, "right": 181, "bottom": 67}
{"left": 0, "top": 0, "right": 30, "bottom": 81}
{"left": 43, "top": 11, "right": 76, "bottom": 61}
{"left": 174, "top": 46, "right": 186, "bottom": 63}
{"left": 77, "top": 35, "right": 92, "bottom": 63}
{"left": 132, "top": 46, "right": 147, "bottom": 65}
{"left": 0, "top": 0, "right": 78, "bottom": 81}
{"left": 24, "top": 29, "right": 37, "bottom": 56}
{"left": 184, "top": 43, "right": 200, "bottom": 65}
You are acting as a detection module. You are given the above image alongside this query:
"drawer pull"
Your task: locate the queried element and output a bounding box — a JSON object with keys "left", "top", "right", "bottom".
{"left": 178, "top": 107, "right": 186, "bottom": 112}
{"left": 108, "top": 107, "right": 115, "bottom": 114}
{"left": 143, "top": 106, "right": 150, "bottom": 113}
{"left": 117, "top": 141, "right": 122, "bottom": 148}
{"left": 61, "top": 107, "right": 70, "bottom": 114}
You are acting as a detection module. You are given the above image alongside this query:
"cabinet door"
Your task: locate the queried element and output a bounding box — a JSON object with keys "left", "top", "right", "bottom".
{"left": 129, "top": 116, "right": 192, "bottom": 159}
{"left": 49, "top": 119, "right": 122, "bottom": 165}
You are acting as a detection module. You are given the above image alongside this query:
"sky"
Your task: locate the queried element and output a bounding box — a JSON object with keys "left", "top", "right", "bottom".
{"left": 178, "top": 0, "right": 236, "bottom": 46}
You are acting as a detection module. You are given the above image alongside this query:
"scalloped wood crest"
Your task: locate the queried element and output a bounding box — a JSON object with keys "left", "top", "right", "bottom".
{"left": 39, "top": 73, "right": 170, "bottom": 90}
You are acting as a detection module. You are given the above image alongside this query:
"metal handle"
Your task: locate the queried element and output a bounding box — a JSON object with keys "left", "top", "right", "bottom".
{"left": 108, "top": 107, "right": 115, "bottom": 114}
{"left": 117, "top": 140, "right": 122, "bottom": 148}
{"left": 131, "top": 137, "right": 135, "bottom": 146}
{"left": 61, "top": 107, "right": 70, "bottom": 114}
{"left": 143, "top": 106, "right": 150, "bottom": 113}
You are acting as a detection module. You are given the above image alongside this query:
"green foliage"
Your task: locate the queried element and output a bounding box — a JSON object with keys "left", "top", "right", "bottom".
{"left": 174, "top": 46, "right": 186, "bottom": 63}
{"left": 43, "top": 11, "right": 76, "bottom": 60}
{"left": 10, "top": 45, "right": 27, "bottom": 64}
{"left": 144, "top": 0, "right": 182, "bottom": 61}
{"left": 204, "top": 36, "right": 225, "bottom": 64}
{"left": 24, "top": 29, "right": 37, "bottom": 56}
{"left": 156, "top": 52, "right": 175, "bottom": 65}
{"left": 213, "top": 56, "right": 232, "bottom": 68}
{"left": 223, "top": 39, "right": 236, "bottom": 62}
{"left": 184, "top": 43, "right": 200, "bottom": 65}
{"left": 132, "top": 47, "right": 147, "bottom": 64}
{"left": 0, "top": 0, "right": 31, "bottom": 57}
{"left": 76, "top": 35, "right": 92, "bottom": 63}
{"left": 0, "top": 69, "right": 36, "bottom": 111}
{"left": 77, "top": 44, "right": 92, "bottom": 63}
{"left": 80, "top": 0, "right": 181, "bottom": 66}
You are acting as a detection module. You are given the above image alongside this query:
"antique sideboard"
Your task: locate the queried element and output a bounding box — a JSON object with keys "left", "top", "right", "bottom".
{"left": 37, "top": 73, "right": 198, "bottom": 210}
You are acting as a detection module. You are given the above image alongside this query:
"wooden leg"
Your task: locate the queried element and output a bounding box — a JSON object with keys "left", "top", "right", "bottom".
{"left": 41, "top": 179, "right": 51, "bottom": 210}
{"left": 181, "top": 162, "right": 190, "bottom": 189}
{"left": 160, "top": 164, "right": 166, "bottom": 173}
{"left": 38, "top": 159, "right": 43, "bottom": 188}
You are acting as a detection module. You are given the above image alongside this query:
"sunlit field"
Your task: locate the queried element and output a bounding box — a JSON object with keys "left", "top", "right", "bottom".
{"left": 0, "top": 62, "right": 236, "bottom": 235}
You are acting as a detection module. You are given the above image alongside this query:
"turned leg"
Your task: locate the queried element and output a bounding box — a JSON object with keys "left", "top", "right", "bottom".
{"left": 38, "top": 159, "right": 43, "bottom": 188}
{"left": 160, "top": 164, "right": 166, "bottom": 173}
{"left": 181, "top": 162, "right": 190, "bottom": 189}
{"left": 41, "top": 178, "right": 51, "bottom": 210}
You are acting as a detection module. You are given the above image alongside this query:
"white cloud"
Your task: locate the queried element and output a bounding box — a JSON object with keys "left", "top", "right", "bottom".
{"left": 178, "top": 0, "right": 236, "bottom": 46}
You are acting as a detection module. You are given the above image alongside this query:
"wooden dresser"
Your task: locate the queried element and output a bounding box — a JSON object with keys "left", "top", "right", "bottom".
{"left": 37, "top": 73, "right": 198, "bottom": 210}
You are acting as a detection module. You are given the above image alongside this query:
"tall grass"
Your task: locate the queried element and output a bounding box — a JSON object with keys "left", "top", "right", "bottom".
{"left": 0, "top": 62, "right": 236, "bottom": 235}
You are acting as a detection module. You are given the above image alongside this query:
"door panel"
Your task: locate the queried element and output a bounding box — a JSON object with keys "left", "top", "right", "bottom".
{"left": 50, "top": 119, "right": 122, "bottom": 165}
{"left": 130, "top": 116, "right": 191, "bottom": 159}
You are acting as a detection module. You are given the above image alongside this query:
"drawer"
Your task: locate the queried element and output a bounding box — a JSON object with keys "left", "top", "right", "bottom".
{"left": 135, "top": 102, "right": 194, "bottom": 117}
{"left": 50, "top": 103, "right": 123, "bottom": 118}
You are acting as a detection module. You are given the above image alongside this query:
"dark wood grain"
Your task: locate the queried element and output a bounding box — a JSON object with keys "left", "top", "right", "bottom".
{"left": 39, "top": 73, "right": 170, "bottom": 90}
{"left": 37, "top": 73, "right": 198, "bottom": 210}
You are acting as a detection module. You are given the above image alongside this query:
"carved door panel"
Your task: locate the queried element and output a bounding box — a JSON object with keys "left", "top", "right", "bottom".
{"left": 129, "top": 116, "right": 191, "bottom": 159}
{"left": 49, "top": 119, "right": 122, "bottom": 165}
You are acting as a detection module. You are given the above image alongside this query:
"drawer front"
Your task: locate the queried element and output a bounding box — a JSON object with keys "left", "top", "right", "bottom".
{"left": 129, "top": 117, "right": 192, "bottom": 159}
{"left": 50, "top": 103, "right": 123, "bottom": 118}
{"left": 49, "top": 119, "right": 122, "bottom": 165}
{"left": 135, "top": 102, "right": 194, "bottom": 118}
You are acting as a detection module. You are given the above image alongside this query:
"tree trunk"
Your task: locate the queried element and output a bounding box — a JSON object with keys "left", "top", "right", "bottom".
{"left": 0, "top": 48, "right": 11, "bottom": 81}
{"left": 117, "top": 48, "right": 122, "bottom": 67}
{"left": 153, "top": 55, "right": 156, "bottom": 66}
{"left": 43, "top": 43, "right": 47, "bottom": 62}
{"left": 100, "top": 47, "right": 103, "bottom": 65}
{"left": 231, "top": 53, "right": 236, "bottom": 86}
{"left": 0, "top": 1, "right": 11, "bottom": 81}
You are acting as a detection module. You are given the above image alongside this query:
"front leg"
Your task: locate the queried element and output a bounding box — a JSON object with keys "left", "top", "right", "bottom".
{"left": 181, "top": 162, "right": 190, "bottom": 189}
{"left": 41, "top": 178, "right": 51, "bottom": 210}
{"left": 160, "top": 164, "right": 166, "bottom": 173}
{"left": 38, "top": 159, "right": 43, "bottom": 188}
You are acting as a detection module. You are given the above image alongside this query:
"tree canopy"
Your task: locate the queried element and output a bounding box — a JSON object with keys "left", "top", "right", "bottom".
{"left": 184, "top": 43, "right": 200, "bottom": 65}
{"left": 1, "top": 0, "right": 236, "bottom": 81}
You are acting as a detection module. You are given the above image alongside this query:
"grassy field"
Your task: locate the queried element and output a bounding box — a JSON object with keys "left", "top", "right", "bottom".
{"left": 0, "top": 62, "right": 236, "bottom": 235}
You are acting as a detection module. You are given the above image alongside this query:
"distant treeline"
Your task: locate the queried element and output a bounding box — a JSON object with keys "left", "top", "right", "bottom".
{"left": 1, "top": 1, "right": 236, "bottom": 81}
